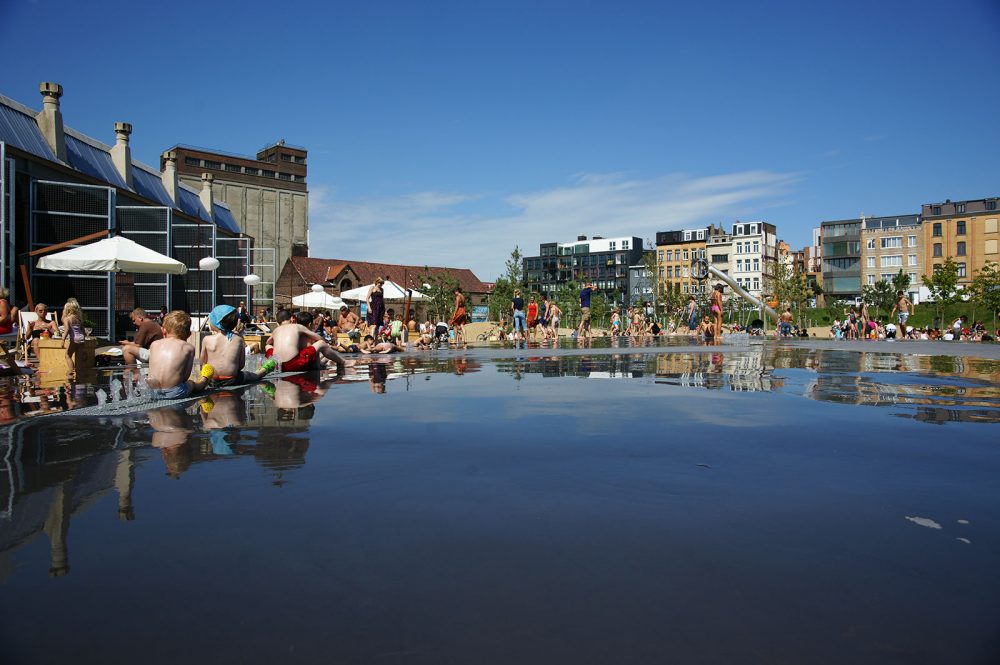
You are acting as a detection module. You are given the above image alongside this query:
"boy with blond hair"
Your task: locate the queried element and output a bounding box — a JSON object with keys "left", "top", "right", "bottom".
{"left": 147, "top": 310, "right": 214, "bottom": 400}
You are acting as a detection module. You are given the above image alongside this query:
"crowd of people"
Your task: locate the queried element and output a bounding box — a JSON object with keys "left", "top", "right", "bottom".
{"left": 827, "top": 291, "right": 996, "bottom": 342}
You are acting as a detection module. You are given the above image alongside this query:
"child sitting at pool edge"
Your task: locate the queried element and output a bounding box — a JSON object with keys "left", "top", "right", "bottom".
{"left": 201, "top": 304, "right": 277, "bottom": 388}
{"left": 147, "top": 310, "right": 214, "bottom": 400}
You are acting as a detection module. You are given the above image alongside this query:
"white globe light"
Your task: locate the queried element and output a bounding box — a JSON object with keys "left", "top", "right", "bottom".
{"left": 199, "top": 257, "right": 220, "bottom": 271}
{"left": 311, "top": 283, "right": 325, "bottom": 293}
{"left": 243, "top": 274, "right": 261, "bottom": 286}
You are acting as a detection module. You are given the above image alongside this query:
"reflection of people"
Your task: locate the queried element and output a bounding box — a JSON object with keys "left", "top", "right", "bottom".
{"left": 120, "top": 308, "right": 164, "bottom": 365}
{"left": 269, "top": 371, "right": 340, "bottom": 412}
{"left": 148, "top": 404, "right": 195, "bottom": 479}
{"left": 369, "top": 362, "right": 388, "bottom": 393}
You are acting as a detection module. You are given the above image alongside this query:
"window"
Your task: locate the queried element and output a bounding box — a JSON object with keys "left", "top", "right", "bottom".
{"left": 683, "top": 250, "right": 689, "bottom": 261}
{"left": 262, "top": 170, "right": 275, "bottom": 177}
{"left": 278, "top": 172, "right": 291, "bottom": 180}
{"left": 933, "top": 243, "right": 942, "bottom": 257}
{"left": 987, "top": 239, "right": 998, "bottom": 255}
{"left": 880, "top": 273, "right": 894, "bottom": 282}
{"left": 204, "top": 160, "right": 221, "bottom": 169}
{"left": 184, "top": 157, "right": 200, "bottom": 166}
{"left": 881, "top": 236, "right": 902, "bottom": 249}
{"left": 280, "top": 154, "right": 292, "bottom": 162}
{"left": 933, "top": 223, "right": 942, "bottom": 237}
{"left": 609, "top": 241, "right": 616, "bottom": 250}
{"left": 987, "top": 219, "right": 998, "bottom": 234}
{"left": 956, "top": 241, "right": 966, "bottom": 256}
{"left": 867, "top": 238, "right": 875, "bottom": 249}
{"left": 956, "top": 221, "right": 966, "bottom": 235}
{"left": 867, "top": 275, "right": 876, "bottom": 285}
{"left": 244, "top": 167, "right": 259, "bottom": 175}
{"left": 908, "top": 272, "right": 916, "bottom": 282}
{"left": 933, "top": 263, "right": 941, "bottom": 273}
{"left": 682, "top": 267, "right": 689, "bottom": 277}
{"left": 622, "top": 240, "right": 629, "bottom": 249}
{"left": 294, "top": 156, "right": 306, "bottom": 164}
{"left": 225, "top": 164, "right": 241, "bottom": 172}
{"left": 867, "top": 256, "right": 876, "bottom": 268}
{"left": 881, "top": 255, "right": 902, "bottom": 267}
{"left": 700, "top": 249, "right": 706, "bottom": 259}
{"left": 908, "top": 254, "right": 917, "bottom": 266}
{"left": 987, "top": 200, "right": 997, "bottom": 211}
{"left": 696, "top": 231, "right": 704, "bottom": 240}
{"left": 682, "top": 284, "right": 688, "bottom": 294}
{"left": 658, "top": 250, "right": 664, "bottom": 262}
{"left": 683, "top": 231, "right": 692, "bottom": 241}
{"left": 712, "top": 254, "right": 727, "bottom": 263}
{"left": 736, "top": 259, "right": 743, "bottom": 272}
{"left": 932, "top": 206, "right": 942, "bottom": 215}
{"left": 957, "top": 263, "right": 966, "bottom": 277}
{"left": 752, "top": 242, "right": 760, "bottom": 254}
{"left": 666, "top": 250, "right": 673, "bottom": 261}
{"left": 956, "top": 203, "right": 966, "bottom": 213}
{"left": 750, "top": 224, "right": 758, "bottom": 234}
{"left": 908, "top": 235, "right": 917, "bottom": 247}
{"left": 752, "top": 278, "right": 760, "bottom": 291}
{"left": 659, "top": 267, "right": 664, "bottom": 278}
{"left": 667, "top": 266, "right": 672, "bottom": 278}
{"left": 736, "top": 242, "right": 743, "bottom": 254}
{"left": 752, "top": 259, "right": 760, "bottom": 272}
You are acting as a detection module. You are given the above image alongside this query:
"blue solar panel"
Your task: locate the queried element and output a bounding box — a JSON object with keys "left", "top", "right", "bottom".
{"left": 0, "top": 103, "right": 58, "bottom": 161}
{"left": 65, "top": 135, "right": 127, "bottom": 189}
{"left": 213, "top": 204, "right": 241, "bottom": 234}
{"left": 177, "top": 185, "right": 211, "bottom": 222}
{"left": 132, "top": 166, "right": 173, "bottom": 207}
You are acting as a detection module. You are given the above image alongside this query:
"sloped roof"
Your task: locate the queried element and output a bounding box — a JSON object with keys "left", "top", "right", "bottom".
{"left": 0, "top": 94, "right": 58, "bottom": 161}
{"left": 287, "top": 256, "right": 337, "bottom": 287}
{"left": 324, "top": 258, "right": 488, "bottom": 293}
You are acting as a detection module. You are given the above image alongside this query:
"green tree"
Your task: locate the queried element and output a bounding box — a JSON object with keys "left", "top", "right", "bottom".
{"left": 891, "top": 270, "right": 911, "bottom": 296}
{"left": 922, "top": 257, "right": 961, "bottom": 324}
{"left": 488, "top": 276, "right": 514, "bottom": 323}
{"left": 504, "top": 245, "right": 524, "bottom": 286}
{"left": 763, "top": 260, "right": 811, "bottom": 322}
{"left": 861, "top": 280, "right": 895, "bottom": 319}
{"left": 420, "top": 269, "right": 460, "bottom": 322}
{"left": 968, "top": 260, "right": 1000, "bottom": 328}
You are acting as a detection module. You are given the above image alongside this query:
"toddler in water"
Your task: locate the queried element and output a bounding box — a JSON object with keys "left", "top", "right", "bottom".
{"left": 201, "top": 304, "right": 277, "bottom": 387}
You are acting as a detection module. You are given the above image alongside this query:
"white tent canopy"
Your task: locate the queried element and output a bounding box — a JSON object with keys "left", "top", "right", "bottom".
{"left": 340, "top": 280, "right": 429, "bottom": 302}
{"left": 36, "top": 235, "right": 187, "bottom": 275}
{"left": 291, "top": 291, "right": 346, "bottom": 310}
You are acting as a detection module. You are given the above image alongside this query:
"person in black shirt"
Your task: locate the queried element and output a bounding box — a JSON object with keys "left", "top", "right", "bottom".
{"left": 511, "top": 289, "right": 526, "bottom": 341}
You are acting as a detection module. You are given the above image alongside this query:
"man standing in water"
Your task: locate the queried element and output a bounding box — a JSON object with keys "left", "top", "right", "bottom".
{"left": 577, "top": 282, "right": 598, "bottom": 340}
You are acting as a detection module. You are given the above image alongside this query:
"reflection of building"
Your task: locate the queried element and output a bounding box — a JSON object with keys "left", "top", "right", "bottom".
{"left": 920, "top": 197, "right": 999, "bottom": 290}
{"left": 859, "top": 214, "right": 922, "bottom": 301}
{"left": 654, "top": 348, "right": 777, "bottom": 392}
{"left": 523, "top": 235, "right": 644, "bottom": 300}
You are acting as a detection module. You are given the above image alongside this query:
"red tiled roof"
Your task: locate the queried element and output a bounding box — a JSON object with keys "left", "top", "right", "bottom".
{"left": 323, "top": 258, "right": 489, "bottom": 294}
{"left": 287, "top": 256, "right": 336, "bottom": 286}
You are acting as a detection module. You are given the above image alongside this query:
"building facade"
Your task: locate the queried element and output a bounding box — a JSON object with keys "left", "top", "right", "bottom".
{"left": 0, "top": 83, "right": 249, "bottom": 340}
{"left": 920, "top": 197, "right": 1000, "bottom": 290}
{"left": 523, "top": 235, "right": 644, "bottom": 302}
{"left": 655, "top": 226, "right": 723, "bottom": 297}
{"left": 165, "top": 141, "right": 309, "bottom": 298}
{"left": 859, "top": 214, "right": 922, "bottom": 301}
{"left": 730, "top": 221, "right": 777, "bottom": 300}
{"left": 821, "top": 218, "right": 862, "bottom": 300}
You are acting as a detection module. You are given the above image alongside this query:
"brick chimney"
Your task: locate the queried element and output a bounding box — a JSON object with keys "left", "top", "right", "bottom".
{"left": 199, "top": 173, "right": 214, "bottom": 216}
{"left": 109, "top": 122, "right": 133, "bottom": 188}
{"left": 36, "top": 82, "right": 67, "bottom": 162}
{"left": 160, "top": 151, "right": 178, "bottom": 203}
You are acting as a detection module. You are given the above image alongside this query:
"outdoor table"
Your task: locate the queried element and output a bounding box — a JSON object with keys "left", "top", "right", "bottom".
{"left": 37, "top": 336, "right": 97, "bottom": 372}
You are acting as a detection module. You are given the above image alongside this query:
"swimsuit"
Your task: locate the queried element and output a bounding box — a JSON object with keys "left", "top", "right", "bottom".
{"left": 711, "top": 305, "right": 721, "bottom": 314}
{"left": 150, "top": 382, "right": 193, "bottom": 400}
{"left": 281, "top": 345, "right": 318, "bottom": 372}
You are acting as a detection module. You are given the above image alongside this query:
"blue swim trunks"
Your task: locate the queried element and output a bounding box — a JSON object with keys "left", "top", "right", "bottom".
{"left": 149, "top": 382, "right": 193, "bottom": 400}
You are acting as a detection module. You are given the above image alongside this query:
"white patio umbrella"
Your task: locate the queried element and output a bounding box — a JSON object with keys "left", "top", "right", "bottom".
{"left": 36, "top": 235, "right": 187, "bottom": 274}
{"left": 339, "top": 280, "right": 429, "bottom": 302}
{"left": 291, "top": 291, "right": 346, "bottom": 310}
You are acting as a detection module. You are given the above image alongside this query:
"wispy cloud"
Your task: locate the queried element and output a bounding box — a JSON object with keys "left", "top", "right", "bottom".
{"left": 309, "top": 170, "right": 799, "bottom": 280}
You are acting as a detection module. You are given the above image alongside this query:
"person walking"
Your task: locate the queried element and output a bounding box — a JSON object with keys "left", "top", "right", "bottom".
{"left": 686, "top": 295, "right": 698, "bottom": 332}
{"left": 449, "top": 287, "right": 468, "bottom": 346}
{"left": 577, "top": 282, "right": 597, "bottom": 340}
{"left": 548, "top": 300, "right": 562, "bottom": 339}
{"left": 890, "top": 291, "right": 913, "bottom": 338}
{"left": 366, "top": 278, "right": 386, "bottom": 338}
{"left": 526, "top": 295, "right": 539, "bottom": 341}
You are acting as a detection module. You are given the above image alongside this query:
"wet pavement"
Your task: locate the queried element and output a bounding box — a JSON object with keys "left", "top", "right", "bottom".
{"left": 1, "top": 338, "right": 999, "bottom": 664}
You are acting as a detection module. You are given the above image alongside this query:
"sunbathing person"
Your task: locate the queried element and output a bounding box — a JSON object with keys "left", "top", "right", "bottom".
{"left": 147, "top": 310, "right": 214, "bottom": 400}
{"left": 270, "top": 310, "right": 346, "bottom": 371}
{"left": 360, "top": 334, "right": 405, "bottom": 354}
{"left": 201, "top": 304, "right": 277, "bottom": 388}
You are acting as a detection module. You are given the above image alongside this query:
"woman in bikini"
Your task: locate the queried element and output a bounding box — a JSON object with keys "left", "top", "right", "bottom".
{"left": 60, "top": 300, "right": 86, "bottom": 376}
{"left": 711, "top": 284, "right": 724, "bottom": 345}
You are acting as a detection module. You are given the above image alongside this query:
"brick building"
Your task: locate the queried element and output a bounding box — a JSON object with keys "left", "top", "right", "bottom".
{"left": 920, "top": 197, "right": 999, "bottom": 289}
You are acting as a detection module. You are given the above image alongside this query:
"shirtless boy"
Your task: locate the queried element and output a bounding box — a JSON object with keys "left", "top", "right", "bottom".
{"left": 890, "top": 291, "right": 913, "bottom": 335}
{"left": 270, "top": 310, "right": 346, "bottom": 371}
{"left": 201, "top": 304, "right": 277, "bottom": 387}
{"left": 264, "top": 309, "right": 293, "bottom": 358}
{"left": 147, "top": 311, "right": 214, "bottom": 400}
{"left": 337, "top": 306, "right": 361, "bottom": 341}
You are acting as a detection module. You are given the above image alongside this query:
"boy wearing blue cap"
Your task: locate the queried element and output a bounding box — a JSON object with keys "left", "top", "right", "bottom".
{"left": 201, "top": 304, "right": 277, "bottom": 387}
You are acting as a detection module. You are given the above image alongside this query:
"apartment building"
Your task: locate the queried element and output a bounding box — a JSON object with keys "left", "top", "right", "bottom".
{"left": 655, "top": 226, "right": 722, "bottom": 297}
{"left": 920, "top": 197, "right": 1000, "bottom": 289}
{"left": 730, "top": 221, "right": 777, "bottom": 300}
{"left": 860, "top": 214, "right": 922, "bottom": 301}
{"left": 821, "top": 218, "right": 862, "bottom": 300}
{"left": 523, "top": 235, "right": 644, "bottom": 299}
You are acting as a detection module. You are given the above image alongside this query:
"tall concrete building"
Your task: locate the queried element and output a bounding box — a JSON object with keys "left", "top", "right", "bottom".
{"left": 163, "top": 141, "right": 309, "bottom": 297}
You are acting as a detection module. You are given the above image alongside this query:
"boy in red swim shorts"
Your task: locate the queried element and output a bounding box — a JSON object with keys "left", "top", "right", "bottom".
{"left": 270, "top": 310, "right": 346, "bottom": 372}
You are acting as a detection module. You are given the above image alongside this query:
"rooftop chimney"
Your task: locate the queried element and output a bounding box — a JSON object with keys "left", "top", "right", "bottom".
{"left": 36, "top": 82, "right": 67, "bottom": 162}
{"left": 160, "top": 151, "right": 178, "bottom": 203}
{"left": 199, "top": 173, "right": 215, "bottom": 216}
{"left": 109, "top": 122, "right": 133, "bottom": 188}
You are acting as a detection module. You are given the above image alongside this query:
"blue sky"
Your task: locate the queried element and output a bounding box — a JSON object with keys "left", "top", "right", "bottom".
{"left": 2, "top": 0, "right": 998, "bottom": 279}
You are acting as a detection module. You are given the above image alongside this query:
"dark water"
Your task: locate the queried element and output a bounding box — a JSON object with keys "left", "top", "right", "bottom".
{"left": 1, "top": 345, "right": 999, "bottom": 664}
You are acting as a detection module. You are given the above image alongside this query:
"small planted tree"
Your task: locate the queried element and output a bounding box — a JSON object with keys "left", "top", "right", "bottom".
{"left": 922, "top": 257, "right": 961, "bottom": 325}
{"left": 861, "top": 280, "right": 895, "bottom": 319}
{"left": 969, "top": 260, "right": 1000, "bottom": 328}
